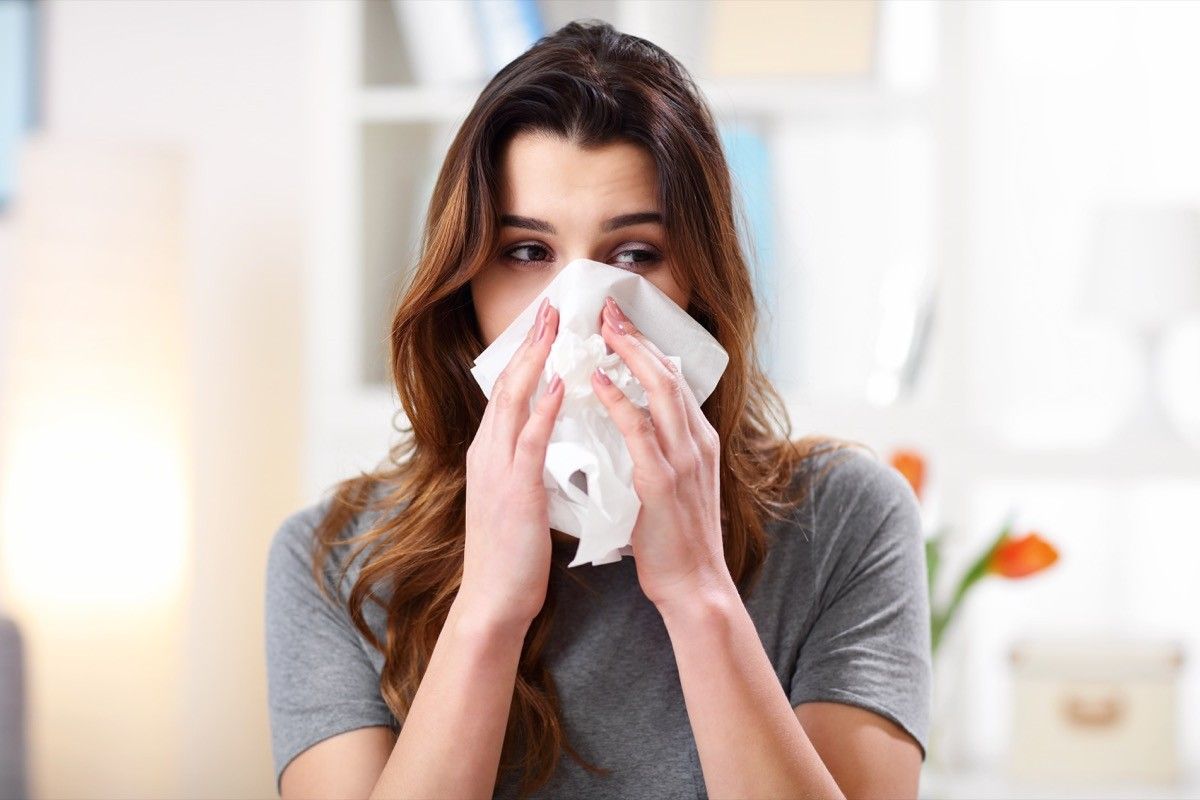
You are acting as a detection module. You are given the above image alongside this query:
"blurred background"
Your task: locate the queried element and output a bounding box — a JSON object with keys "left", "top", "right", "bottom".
{"left": 1, "top": 0, "right": 1199, "bottom": 798}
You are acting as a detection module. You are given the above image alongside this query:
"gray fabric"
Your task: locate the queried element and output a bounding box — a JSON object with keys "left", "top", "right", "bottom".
{"left": 264, "top": 447, "right": 932, "bottom": 798}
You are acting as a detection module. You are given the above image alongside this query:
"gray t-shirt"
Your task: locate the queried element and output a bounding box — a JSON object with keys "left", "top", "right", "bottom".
{"left": 264, "top": 447, "right": 932, "bottom": 798}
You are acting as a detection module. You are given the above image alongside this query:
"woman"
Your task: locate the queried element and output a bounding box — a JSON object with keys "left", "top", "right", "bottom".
{"left": 265, "top": 19, "right": 931, "bottom": 800}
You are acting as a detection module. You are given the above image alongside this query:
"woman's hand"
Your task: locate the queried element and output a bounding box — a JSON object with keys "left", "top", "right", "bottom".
{"left": 459, "top": 297, "right": 563, "bottom": 637}
{"left": 589, "top": 296, "right": 733, "bottom": 611}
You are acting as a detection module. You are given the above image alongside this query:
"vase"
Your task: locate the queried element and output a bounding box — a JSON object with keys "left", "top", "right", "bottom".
{"left": 923, "top": 619, "right": 970, "bottom": 793}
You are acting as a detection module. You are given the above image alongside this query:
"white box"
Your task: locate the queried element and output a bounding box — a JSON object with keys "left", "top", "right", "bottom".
{"left": 1008, "top": 637, "right": 1185, "bottom": 784}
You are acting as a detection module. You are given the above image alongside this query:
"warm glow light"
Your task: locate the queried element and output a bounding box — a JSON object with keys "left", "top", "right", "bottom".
{"left": 0, "top": 136, "right": 191, "bottom": 616}
{"left": 0, "top": 398, "right": 189, "bottom": 611}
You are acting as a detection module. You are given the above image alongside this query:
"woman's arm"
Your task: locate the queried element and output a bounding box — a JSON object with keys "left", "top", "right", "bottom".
{"left": 657, "top": 583, "right": 922, "bottom": 800}
{"left": 657, "top": 582, "right": 846, "bottom": 799}
{"left": 367, "top": 603, "right": 527, "bottom": 800}
{"left": 587, "top": 301, "right": 926, "bottom": 797}
{"left": 277, "top": 601, "right": 525, "bottom": 799}
{"left": 368, "top": 300, "right": 562, "bottom": 797}
{"left": 279, "top": 302, "right": 564, "bottom": 799}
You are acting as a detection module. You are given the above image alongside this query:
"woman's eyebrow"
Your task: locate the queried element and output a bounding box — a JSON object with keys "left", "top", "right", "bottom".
{"left": 499, "top": 211, "right": 663, "bottom": 234}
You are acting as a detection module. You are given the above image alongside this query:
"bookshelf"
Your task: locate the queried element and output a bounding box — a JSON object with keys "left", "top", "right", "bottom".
{"left": 302, "top": 0, "right": 1200, "bottom": 778}
{"left": 303, "top": 0, "right": 951, "bottom": 497}
{"left": 303, "top": 0, "right": 1200, "bottom": 524}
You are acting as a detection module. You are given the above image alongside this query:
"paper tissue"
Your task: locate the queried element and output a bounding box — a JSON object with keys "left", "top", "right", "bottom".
{"left": 470, "top": 258, "right": 730, "bottom": 567}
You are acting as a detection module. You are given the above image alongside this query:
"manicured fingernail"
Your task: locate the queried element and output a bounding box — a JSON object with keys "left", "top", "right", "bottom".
{"left": 603, "top": 299, "right": 629, "bottom": 335}
{"left": 593, "top": 366, "right": 612, "bottom": 385}
{"left": 548, "top": 372, "right": 562, "bottom": 393}
{"left": 534, "top": 297, "right": 549, "bottom": 340}
{"left": 538, "top": 302, "right": 555, "bottom": 341}
{"left": 606, "top": 296, "right": 629, "bottom": 323}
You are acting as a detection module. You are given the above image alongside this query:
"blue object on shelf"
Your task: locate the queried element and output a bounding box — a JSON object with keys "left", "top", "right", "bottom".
{"left": 0, "top": 0, "right": 40, "bottom": 212}
{"left": 720, "top": 123, "right": 778, "bottom": 376}
{"left": 473, "top": 0, "right": 546, "bottom": 74}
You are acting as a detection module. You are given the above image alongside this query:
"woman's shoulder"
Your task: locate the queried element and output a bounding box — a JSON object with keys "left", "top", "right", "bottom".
{"left": 268, "top": 495, "right": 352, "bottom": 569}
{"left": 805, "top": 445, "right": 919, "bottom": 523}
{"left": 269, "top": 495, "right": 335, "bottom": 551}
{"left": 774, "top": 443, "right": 922, "bottom": 559}
{"left": 265, "top": 481, "right": 397, "bottom": 593}
{"left": 266, "top": 495, "right": 349, "bottom": 610}
{"left": 773, "top": 445, "right": 933, "bottom": 756}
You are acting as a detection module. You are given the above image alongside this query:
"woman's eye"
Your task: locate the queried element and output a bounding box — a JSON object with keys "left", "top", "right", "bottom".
{"left": 501, "top": 243, "right": 663, "bottom": 269}
{"left": 503, "top": 243, "right": 552, "bottom": 265}
{"left": 612, "top": 248, "right": 662, "bottom": 269}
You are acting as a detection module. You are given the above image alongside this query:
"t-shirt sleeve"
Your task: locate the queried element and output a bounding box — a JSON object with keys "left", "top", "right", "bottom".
{"left": 788, "top": 449, "right": 933, "bottom": 760}
{"left": 264, "top": 502, "right": 398, "bottom": 793}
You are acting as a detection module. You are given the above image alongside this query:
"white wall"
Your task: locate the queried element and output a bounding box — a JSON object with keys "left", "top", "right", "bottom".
{"left": 952, "top": 0, "right": 1200, "bottom": 771}
{"left": 34, "top": 1, "right": 311, "bottom": 795}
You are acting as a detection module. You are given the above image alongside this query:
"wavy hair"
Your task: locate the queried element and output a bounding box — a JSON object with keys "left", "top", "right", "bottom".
{"left": 308, "top": 19, "right": 865, "bottom": 798}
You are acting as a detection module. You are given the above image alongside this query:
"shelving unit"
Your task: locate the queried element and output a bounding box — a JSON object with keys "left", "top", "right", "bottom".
{"left": 356, "top": 80, "right": 936, "bottom": 123}
{"left": 301, "top": 0, "right": 1200, "bottom": 781}
{"left": 300, "top": 2, "right": 1200, "bottom": 551}
{"left": 302, "top": 0, "right": 953, "bottom": 497}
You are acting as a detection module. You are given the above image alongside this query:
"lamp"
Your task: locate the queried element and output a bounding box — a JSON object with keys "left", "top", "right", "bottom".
{"left": 0, "top": 134, "right": 192, "bottom": 799}
{"left": 0, "top": 135, "right": 191, "bottom": 612}
{"left": 1081, "top": 203, "right": 1200, "bottom": 442}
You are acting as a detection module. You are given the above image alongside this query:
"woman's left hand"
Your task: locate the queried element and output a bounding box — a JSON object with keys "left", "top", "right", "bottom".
{"left": 590, "top": 296, "right": 733, "bottom": 611}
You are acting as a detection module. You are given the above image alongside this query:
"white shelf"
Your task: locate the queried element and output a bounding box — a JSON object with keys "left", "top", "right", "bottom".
{"left": 700, "top": 77, "right": 935, "bottom": 120}
{"left": 301, "top": 1, "right": 1200, "bottom": 777}
{"left": 780, "top": 396, "right": 1200, "bottom": 480}
{"left": 920, "top": 765, "right": 1200, "bottom": 800}
{"left": 357, "top": 86, "right": 483, "bottom": 123}
{"left": 962, "top": 440, "right": 1200, "bottom": 481}
{"left": 305, "top": 0, "right": 965, "bottom": 500}
{"left": 355, "top": 79, "right": 936, "bottom": 124}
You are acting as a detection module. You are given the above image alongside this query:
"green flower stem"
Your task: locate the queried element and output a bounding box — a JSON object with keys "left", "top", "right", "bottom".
{"left": 930, "top": 510, "right": 1017, "bottom": 654}
{"left": 925, "top": 523, "right": 948, "bottom": 593}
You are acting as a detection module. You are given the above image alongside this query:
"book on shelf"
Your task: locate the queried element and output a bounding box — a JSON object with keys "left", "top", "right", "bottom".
{"left": 707, "top": 0, "right": 879, "bottom": 79}
{"left": 390, "top": 0, "right": 546, "bottom": 87}
{"left": 719, "top": 122, "right": 778, "bottom": 375}
{"left": 0, "top": 0, "right": 40, "bottom": 211}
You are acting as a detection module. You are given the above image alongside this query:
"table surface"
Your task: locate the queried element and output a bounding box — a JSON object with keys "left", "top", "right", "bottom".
{"left": 919, "top": 764, "right": 1200, "bottom": 800}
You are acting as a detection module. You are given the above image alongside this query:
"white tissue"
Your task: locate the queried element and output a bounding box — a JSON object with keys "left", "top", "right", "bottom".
{"left": 469, "top": 258, "right": 730, "bottom": 568}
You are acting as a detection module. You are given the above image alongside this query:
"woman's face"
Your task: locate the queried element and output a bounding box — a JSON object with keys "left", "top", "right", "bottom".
{"left": 470, "top": 130, "right": 689, "bottom": 346}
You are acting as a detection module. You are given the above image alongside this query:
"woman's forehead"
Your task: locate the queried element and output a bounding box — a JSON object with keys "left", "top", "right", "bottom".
{"left": 499, "top": 133, "right": 657, "bottom": 198}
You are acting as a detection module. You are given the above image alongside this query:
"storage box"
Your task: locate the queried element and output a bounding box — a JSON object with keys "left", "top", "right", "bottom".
{"left": 1008, "top": 637, "right": 1185, "bottom": 784}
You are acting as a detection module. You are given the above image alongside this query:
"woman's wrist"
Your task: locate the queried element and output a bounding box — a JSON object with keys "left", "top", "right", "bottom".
{"left": 447, "top": 593, "right": 533, "bottom": 648}
{"left": 654, "top": 573, "right": 741, "bottom": 632}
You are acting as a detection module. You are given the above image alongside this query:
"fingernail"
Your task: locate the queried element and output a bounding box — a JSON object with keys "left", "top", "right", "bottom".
{"left": 538, "top": 302, "right": 555, "bottom": 341}
{"left": 548, "top": 372, "right": 562, "bottom": 393}
{"left": 534, "top": 297, "right": 549, "bottom": 340}
{"left": 603, "top": 299, "right": 630, "bottom": 335}
{"left": 593, "top": 366, "right": 612, "bottom": 385}
{"left": 606, "top": 296, "right": 629, "bottom": 323}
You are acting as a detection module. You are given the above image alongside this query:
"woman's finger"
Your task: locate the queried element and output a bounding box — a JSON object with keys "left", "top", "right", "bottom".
{"left": 600, "top": 297, "right": 691, "bottom": 456}
{"left": 590, "top": 365, "right": 675, "bottom": 495}
{"left": 489, "top": 298, "right": 559, "bottom": 452}
{"left": 511, "top": 370, "right": 565, "bottom": 482}
{"left": 624, "top": 323, "right": 720, "bottom": 456}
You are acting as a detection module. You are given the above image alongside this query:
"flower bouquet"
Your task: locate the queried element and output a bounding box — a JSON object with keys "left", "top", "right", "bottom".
{"left": 888, "top": 449, "right": 1060, "bottom": 655}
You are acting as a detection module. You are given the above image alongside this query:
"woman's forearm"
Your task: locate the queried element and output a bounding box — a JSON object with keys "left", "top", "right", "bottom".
{"left": 369, "top": 599, "right": 526, "bottom": 800}
{"left": 657, "top": 580, "right": 845, "bottom": 800}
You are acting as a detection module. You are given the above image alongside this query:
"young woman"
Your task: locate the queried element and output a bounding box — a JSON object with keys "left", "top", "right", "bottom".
{"left": 266, "top": 20, "right": 931, "bottom": 800}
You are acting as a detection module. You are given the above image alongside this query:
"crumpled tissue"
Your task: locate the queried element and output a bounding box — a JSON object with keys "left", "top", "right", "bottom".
{"left": 469, "top": 258, "right": 729, "bottom": 568}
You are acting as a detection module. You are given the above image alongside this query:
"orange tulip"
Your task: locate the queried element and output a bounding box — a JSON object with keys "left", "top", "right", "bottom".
{"left": 889, "top": 449, "right": 926, "bottom": 502}
{"left": 988, "top": 531, "right": 1059, "bottom": 579}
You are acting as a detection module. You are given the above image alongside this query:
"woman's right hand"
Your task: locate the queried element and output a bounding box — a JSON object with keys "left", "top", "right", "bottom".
{"left": 458, "top": 296, "right": 563, "bottom": 637}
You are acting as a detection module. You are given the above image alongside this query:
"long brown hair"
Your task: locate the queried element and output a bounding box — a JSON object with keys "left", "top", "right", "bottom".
{"left": 309, "top": 19, "right": 865, "bottom": 798}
